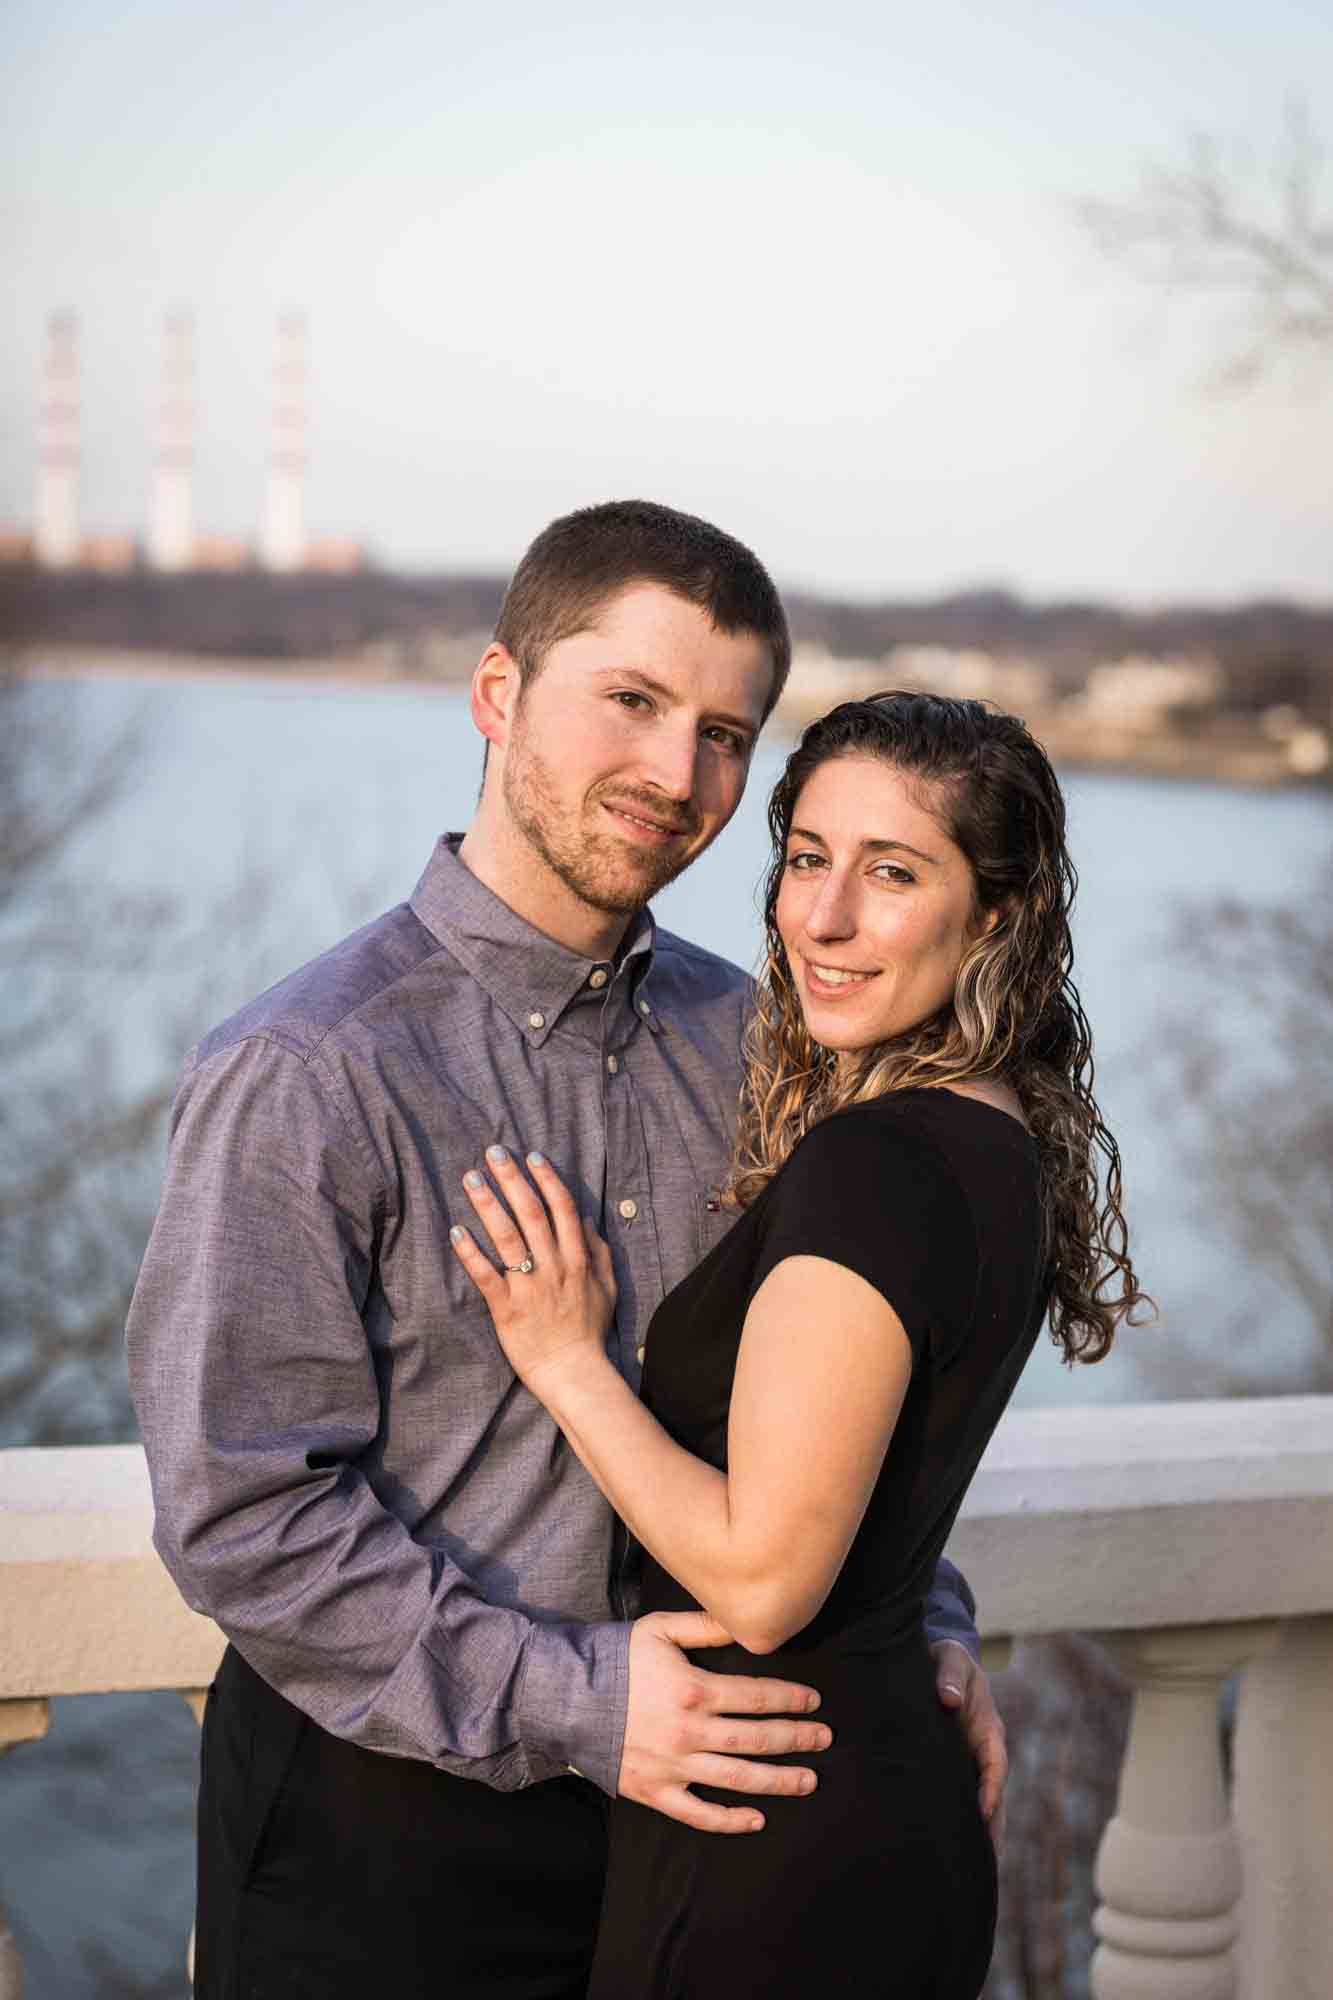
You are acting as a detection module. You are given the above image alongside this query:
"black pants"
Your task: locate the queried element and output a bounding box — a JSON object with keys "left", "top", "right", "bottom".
{"left": 195, "top": 1646, "right": 610, "bottom": 1999}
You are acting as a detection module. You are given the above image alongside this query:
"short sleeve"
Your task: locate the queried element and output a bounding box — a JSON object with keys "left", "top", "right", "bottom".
{"left": 749, "top": 1104, "right": 978, "bottom": 1368}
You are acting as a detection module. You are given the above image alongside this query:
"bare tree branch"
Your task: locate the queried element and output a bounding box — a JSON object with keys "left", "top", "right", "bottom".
{"left": 1137, "top": 885, "right": 1333, "bottom": 1396}
{"left": 1075, "top": 97, "right": 1333, "bottom": 391}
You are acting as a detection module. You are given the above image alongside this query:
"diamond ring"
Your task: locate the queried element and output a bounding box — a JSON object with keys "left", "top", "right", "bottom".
{"left": 506, "top": 1257, "right": 535, "bottom": 1275}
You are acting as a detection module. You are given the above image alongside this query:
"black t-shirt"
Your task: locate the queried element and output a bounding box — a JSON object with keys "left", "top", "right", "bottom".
{"left": 637, "top": 1087, "right": 1047, "bottom": 1647}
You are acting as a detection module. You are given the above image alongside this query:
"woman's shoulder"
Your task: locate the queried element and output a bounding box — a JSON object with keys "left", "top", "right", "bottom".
{"left": 795, "top": 1084, "right": 1029, "bottom": 1151}
{"left": 779, "top": 1094, "right": 968, "bottom": 1203}
{"left": 777, "top": 1087, "right": 1035, "bottom": 1216}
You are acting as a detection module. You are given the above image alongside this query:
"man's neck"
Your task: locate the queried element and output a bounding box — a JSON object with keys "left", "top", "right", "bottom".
{"left": 456, "top": 815, "right": 632, "bottom": 962}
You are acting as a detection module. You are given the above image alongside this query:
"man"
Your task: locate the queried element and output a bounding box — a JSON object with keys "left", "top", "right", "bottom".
{"left": 128, "top": 501, "right": 1005, "bottom": 1998}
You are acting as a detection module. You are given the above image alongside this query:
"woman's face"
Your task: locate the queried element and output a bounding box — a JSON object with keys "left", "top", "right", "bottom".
{"left": 775, "top": 752, "right": 993, "bottom": 1056}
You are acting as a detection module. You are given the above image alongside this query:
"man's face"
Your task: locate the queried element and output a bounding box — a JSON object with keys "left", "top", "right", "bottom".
{"left": 499, "top": 583, "right": 775, "bottom": 918}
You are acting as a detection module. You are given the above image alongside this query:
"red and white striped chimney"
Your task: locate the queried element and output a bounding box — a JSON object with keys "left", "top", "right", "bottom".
{"left": 147, "top": 311, "right": 195, "bottom": 572}
{"left": 260, "top": 312, "right": 307, "bottom": 572}
{"left": 34, "top": 312, "right": 80, "bottom": 568}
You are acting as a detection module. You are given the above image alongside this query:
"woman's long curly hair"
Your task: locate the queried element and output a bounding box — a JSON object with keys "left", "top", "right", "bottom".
{"left": 728, "top": 690, "right": 1151, "bottom": 1363}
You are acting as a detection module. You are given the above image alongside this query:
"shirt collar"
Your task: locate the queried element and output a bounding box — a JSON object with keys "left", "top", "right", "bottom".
{"left": 410, "top": 835, "right": 656, "bottom": 1046}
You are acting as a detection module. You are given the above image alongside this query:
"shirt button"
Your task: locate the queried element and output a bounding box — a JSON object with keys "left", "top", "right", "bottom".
{"left": 618, "top": 1198, "right": 639, "bottom": 1221}
{"left": 635, "top": 1344, "right": 646, "bottom": 1365}
{"left": 528, "top": 1011, "right": 545, "bottom": 1030}
{"left": 589, "top": 968, "right": 609, "bottom": 989}
{"left": 606, "top": 1054, "right": 619, "bottom": 1074}
{"left": 638, "top": 1000, "right": 651, "bottom": 1017}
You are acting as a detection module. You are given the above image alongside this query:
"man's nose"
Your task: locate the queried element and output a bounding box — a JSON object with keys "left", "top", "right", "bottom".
{"left": 641, "top": 720, "right": 701, "bottom": 803}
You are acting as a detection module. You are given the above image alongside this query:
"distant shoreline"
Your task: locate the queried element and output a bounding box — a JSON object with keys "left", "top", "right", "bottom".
{"left": 16, "top": 644, "right": 1328, "bottom": 789}
{"left": 20, "top": 645, "right": 433, "bottom": 692}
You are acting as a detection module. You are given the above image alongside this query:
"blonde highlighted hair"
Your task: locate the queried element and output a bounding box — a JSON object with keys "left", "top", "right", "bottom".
{"left": 728, "top": 690, "right": 1150, "bottom": 1363}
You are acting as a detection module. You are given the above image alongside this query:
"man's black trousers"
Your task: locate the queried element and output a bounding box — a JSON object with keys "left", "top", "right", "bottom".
{"left": 194, "top": 1645, "right": 611, "bottom": 1999}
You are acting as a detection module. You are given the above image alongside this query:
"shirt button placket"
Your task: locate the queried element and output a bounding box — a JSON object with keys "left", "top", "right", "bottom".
{"left": 602, "top": 1025, "right": 662, "bottom": 1389}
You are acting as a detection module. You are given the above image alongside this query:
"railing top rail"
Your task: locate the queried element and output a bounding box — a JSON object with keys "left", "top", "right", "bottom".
{"left": 2, "top": 1400, "right": 1332, "bottom": 1680}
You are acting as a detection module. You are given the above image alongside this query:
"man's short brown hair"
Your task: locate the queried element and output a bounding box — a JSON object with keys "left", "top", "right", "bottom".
{"left": 494, "top": 499, "right": 791, "bottom": 719}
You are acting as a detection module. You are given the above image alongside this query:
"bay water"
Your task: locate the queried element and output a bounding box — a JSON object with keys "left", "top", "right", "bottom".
{"left": 46, "top": 668, "right": 1332, "bottom": 1405}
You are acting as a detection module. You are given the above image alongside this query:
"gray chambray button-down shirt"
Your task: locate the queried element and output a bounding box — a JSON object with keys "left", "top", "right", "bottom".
{"left": 128, "top": 835, "right": 976, "bottom": 1800}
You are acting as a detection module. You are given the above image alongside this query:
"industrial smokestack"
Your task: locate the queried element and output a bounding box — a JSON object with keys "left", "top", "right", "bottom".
{"left": 260, "top": 312, "right": 307, "bottom": 572}
{"left": 34, "top": 312, "right": 80, "bottom": 568}
{"left": 147, "top": 311, "right": 195, "bottom": 572}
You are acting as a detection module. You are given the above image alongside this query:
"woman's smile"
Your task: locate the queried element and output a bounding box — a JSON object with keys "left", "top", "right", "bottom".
{"left": 796, "top": 956, "right": 878, "bottom": 997}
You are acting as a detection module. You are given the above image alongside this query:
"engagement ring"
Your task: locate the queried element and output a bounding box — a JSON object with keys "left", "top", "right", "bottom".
{"left": 506, "top": 1257, "right": 535, "bottom": 1275}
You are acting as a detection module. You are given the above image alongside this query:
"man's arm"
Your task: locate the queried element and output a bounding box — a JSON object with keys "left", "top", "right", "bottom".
{"left": 925, "top": 1559, "right": 1008, "bottom": 1844}
{"left": 924, "top": 1556, "right": 979, "bottom": 1660}
{"left": 128, "top": 1035, "right": 827, "bottom": 1821}
{"left": 127, "top": 1035, "right": 626, "bottom": 1789}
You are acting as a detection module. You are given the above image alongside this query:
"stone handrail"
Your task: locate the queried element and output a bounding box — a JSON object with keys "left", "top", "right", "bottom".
{"left": 2, "top": 1397, "right": 1332, "bottom": 1997}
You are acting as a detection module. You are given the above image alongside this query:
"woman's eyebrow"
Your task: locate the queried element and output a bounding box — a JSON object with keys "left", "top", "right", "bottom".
{"left": 788, "top": 826, "right": 942, "bottom": 866}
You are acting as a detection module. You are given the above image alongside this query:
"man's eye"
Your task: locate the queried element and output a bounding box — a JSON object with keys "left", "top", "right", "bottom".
{"left": 703, "top": 727, "right": 744, "bottom": 753}
{"left": 612, "top": 690, "right": 650, "bottom": 712}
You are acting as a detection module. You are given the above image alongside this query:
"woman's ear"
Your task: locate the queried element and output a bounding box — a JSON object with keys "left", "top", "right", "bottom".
{"left": 972, "top": 896, "right": 1013, "bottom": 942}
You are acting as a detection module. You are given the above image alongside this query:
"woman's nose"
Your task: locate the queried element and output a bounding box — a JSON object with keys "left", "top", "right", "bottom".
{"left": 803, "top": 875, "right": 857, "bottom": 940}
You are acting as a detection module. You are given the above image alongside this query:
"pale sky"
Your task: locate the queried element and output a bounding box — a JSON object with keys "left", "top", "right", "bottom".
{"left": 4, "top": 0, "right": 1331, "bottom": 603}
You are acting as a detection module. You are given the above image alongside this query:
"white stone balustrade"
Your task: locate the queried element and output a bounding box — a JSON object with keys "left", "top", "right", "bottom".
{"left": 2, "top": 1397, "right": 1332, "bottom": 1998}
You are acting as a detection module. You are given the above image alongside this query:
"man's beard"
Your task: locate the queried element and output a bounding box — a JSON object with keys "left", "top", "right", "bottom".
{"left": 503, "top": 733, "right": 699, "bottom": 917}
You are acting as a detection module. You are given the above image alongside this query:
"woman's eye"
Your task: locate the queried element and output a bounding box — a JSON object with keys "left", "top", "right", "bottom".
{"left": 785, "top": 850, "right": 823, "bottom": 872}
{"left": 874, "top": 864, "right": 915, "bottom": 886}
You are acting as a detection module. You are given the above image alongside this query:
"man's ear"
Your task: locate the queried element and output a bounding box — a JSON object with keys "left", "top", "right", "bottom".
{"left": 470, "top": 644, "right": 521, "bottom": 754}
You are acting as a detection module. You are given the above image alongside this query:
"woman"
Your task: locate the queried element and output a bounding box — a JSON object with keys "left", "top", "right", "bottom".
{"left": 451, "top": 691, "right": 1147, "bottom": 1998}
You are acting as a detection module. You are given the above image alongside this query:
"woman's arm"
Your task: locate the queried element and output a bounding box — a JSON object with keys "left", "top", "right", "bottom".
{"left": 451, "top": 1148, "right": 912, "bottom": 1655}
{"left": 550, "top": 1254, "right": 910, "bottom": 1652}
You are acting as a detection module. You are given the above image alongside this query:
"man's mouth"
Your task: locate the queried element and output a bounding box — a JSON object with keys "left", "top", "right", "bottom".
{"left": 601, "top": 801, "right": 693, "bottom": 842}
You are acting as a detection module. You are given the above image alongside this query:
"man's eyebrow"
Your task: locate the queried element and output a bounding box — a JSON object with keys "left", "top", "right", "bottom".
{"left": 787, "top": 825, "right": 943, "bottom": 866}
{"left": 591, "top": 666, "right": 758, "bottom": 736}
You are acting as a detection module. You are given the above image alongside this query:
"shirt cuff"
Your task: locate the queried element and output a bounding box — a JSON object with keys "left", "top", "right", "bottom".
{"left": 922, "top": 1556, "right": 981, "bottom": 1664}
{"left": 515, "top": 1618, "right": 631, "bottom": 1798}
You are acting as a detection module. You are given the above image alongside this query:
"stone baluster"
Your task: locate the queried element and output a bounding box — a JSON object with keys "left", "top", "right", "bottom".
{"left": 1232, "top": 1614, "right": 1333, "bottom": 2000}
{"left": 0, "top": 1700, "right": 50, "bottom": 2000}
{"left": 1089, "top": 1622, "right": 1277, "bottom": 2000}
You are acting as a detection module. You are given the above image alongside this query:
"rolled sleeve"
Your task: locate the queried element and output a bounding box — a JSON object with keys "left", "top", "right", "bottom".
{"left": 923, "top": 1556, "right": 980, "bottom": 1663}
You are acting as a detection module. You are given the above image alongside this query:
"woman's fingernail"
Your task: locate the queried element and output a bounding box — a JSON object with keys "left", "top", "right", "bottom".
{"left": 464, "top": 1170, "right": 485, "bottom": 1189}
{"left": 486, "top": 1144, "right": 509, "bottom": 1164}
{"left": 449, "top": 1225, "right": 467, "bottom": 1244}
{"left": 527, "top": 1150, "right": 546, "bottom": 1168}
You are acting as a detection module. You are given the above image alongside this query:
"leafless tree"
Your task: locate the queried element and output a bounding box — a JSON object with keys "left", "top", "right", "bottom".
{"left": 1139, "top": 886, "right": 1332, "bottom": 1398}
{"left": 1075, "top": 98, "right": 1333, "bottom": 391}
{"left": 0, "top": 664, "right": 273, "bottom": 1445}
